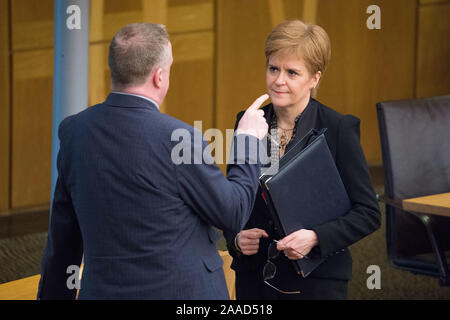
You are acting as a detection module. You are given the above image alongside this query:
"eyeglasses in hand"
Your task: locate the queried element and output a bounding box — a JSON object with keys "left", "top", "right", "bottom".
{"left": 262, "top": 240, "right": 307, "bottom": 294}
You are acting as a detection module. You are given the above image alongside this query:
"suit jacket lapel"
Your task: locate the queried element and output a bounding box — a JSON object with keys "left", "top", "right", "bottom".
{"left": 284, "top": 97, "right": 319, "bottom": 154}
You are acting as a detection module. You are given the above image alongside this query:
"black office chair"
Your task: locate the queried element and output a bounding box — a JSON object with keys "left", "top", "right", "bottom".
{"left": 376, "top": 95, "right": 450, "bottom": 286}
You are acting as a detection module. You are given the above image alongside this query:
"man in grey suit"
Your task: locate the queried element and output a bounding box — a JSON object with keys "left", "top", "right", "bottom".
{"left": 38, "top": 23, "right": 268, "bottom": 299}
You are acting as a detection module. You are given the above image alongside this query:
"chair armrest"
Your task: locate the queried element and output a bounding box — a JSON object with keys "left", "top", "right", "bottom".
{"left": 377, "top": 194, "right": 404, "bottom": 210}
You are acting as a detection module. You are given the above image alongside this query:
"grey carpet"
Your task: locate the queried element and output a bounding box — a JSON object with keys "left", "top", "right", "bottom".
{"left": 0, "top": 232, "right": 47, "bottom": 284}
{"left": 348, "top": 202, "right": 450, "bottom": 299}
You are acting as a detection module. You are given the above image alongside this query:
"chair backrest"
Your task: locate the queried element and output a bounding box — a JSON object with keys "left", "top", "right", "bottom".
{"left": 377, "top": 95, "right": 450, "bottom": 259}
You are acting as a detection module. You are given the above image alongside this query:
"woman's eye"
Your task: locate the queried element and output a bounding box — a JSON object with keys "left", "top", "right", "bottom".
{"left": 288, "top": 70, "right": 298, "bottom": 76}
{"left": 268, "top": 66, "right": 278, "bottom": 72}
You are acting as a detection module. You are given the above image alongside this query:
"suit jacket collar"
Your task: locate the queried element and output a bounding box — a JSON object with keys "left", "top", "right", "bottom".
{"left": 104, "top": 92, "right": 159, "bottom": 111}
{"left": 292, "top": 97, "right": 319, "bottom": 147}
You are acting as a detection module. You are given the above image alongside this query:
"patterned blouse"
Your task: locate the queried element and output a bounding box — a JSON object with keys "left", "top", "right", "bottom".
{"left": 268, "top": 113, "right": 302, "bottom": 164}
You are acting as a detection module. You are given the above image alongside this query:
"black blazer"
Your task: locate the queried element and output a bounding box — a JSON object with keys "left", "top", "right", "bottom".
{"left": 225, "top": 97, "right": 381, "bottom": 281}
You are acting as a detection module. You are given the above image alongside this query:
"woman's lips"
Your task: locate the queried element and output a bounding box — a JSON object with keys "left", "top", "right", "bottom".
{"left": 272, "top": 90, "right": 288, "bottom": 95}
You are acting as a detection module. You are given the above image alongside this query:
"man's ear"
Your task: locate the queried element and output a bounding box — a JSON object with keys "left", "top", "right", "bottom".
{"left": 152, "top": 67, "right": 163, "bottom": 88}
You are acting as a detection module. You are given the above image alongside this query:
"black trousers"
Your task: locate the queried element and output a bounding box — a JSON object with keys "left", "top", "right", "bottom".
{"left": 235, "top": 268, "right": 348, "bottom": 300}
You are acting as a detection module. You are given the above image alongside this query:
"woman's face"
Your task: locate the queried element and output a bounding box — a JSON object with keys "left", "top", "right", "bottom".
{"left": 266, "top": 52, "right": 320, "bottom": 110}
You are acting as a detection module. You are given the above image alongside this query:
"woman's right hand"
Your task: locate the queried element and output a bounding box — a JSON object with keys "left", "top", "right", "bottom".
{"left": 236, "top": 228, "right": 269, "bottom": 255}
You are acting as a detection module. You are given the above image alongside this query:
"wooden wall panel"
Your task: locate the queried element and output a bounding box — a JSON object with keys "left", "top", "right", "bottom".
{"left": 216, "top": 0, "right": 272, "bottom": 132}
{"left": 168, "top": 0, "right": 213, "bottom": 33}
{"left": 91, "top": 0, "right": 213, "bottom": 42}
{"left": 164, "top": 0, "right": 214, "bottom": 128}
{"left": 88, "top": 43, "right": 109, "bottom": 106}
{"left": 420, "top": 0, "right": 450, "bottom": 4}
{"left": 165, "top": 31, "right": 214, "bottom": 129}
{"left": 165, "top": 58, "right": 214, "bottom": 129}
{"left": 0, "top": 0, "right": 10, "bottom": 213}
{"left": 100, "top": 10, "right": 143, "bottom": 42}
{"left": 282, "top": 0, "right": 304, "bottom": 18}
{"left": 88, "top": 0, "right": 215, "bottom": 127}
{"left": 11, "top": 49, "right": 53, "bottom": 208}
{"left": 89, "top": 0, "right": 107, "bottom": 106}
{"left": 416, "top": 2, "right": 450, "bottom": 97}
{"left": 142, "top": 0, "right": 167, "bottom": 25}
{"left": 11, "top": 0, "right": 53, "bottom": 51}
{"left": 316, "top": 0, "right": 417, "bottom": 165}
{"left": 104, "top": 0, "right": 142, "bottom": 13}
{"left": 10, "top": 0, "right": 54, "bottom": 209}
{"left": 216, "top": 0, "right": 275, "bottom": 173}
{"left": 5, "top": 0, "right": 447, "bottom": 213}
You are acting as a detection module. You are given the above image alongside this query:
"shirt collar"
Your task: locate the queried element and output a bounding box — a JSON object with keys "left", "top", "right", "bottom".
{"left": 111, "top": 91, "right": 160, "bottom": 110}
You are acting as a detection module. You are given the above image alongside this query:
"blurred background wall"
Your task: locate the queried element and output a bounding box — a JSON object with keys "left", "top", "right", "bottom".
{"left": 1, "top": 0, "right": 449, "bottom": 218}
{"left": 0, "top": 0, "right": 449, "bottom": 298}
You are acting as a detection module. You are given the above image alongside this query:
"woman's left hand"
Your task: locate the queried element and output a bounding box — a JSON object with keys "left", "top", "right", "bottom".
{"left": 276, "top": 229, "right": 319, "bottom": 260}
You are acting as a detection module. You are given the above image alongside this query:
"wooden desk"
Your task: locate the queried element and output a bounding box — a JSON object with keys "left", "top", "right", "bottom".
{"left": 0, "top": 275, "right": 40, "bottom": 300}
{"left": 219, "top": 250, "right": 236, "bottom": 300}
{"left": 403, "top": 192, "right": 450, "bottom": 217}
{"left": 402, "top": 192, "right": 450, "bottom": 286}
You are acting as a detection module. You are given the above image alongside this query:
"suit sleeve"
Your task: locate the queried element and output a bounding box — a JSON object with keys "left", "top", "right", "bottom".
{"left": 174, "top": 124, "right": 262, "bottom": 235}
{"left": 311, "top": 115, "right": 381, "bottom": 258}
{"left": 37, "top": 121, "right": 83, "bottom": 300}
{"left": 223, "top": 111, "right": 247, "bottom": 256}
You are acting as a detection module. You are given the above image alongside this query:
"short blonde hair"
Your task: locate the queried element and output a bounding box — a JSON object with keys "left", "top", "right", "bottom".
{"left": 265, "top": 20, "right": 331, "bottom": 93}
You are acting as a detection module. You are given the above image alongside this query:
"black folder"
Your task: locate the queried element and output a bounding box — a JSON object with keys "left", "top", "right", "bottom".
{"left": 260, "top": 128, "right": 351, "bottom": 277}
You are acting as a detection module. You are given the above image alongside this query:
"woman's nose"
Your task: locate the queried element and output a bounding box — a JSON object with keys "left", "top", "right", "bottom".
{"left": 274, "top": 72, "right": 286, "bottom": 86}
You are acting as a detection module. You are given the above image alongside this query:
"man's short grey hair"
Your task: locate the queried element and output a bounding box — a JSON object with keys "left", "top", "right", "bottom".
{"left": 108, "top": 23, "right": 170, "bottom": 88}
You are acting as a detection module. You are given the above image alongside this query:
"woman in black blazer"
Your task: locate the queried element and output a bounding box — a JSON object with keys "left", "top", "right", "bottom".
{"left": 225, "top": 20, "right": 381, "bottom": 300}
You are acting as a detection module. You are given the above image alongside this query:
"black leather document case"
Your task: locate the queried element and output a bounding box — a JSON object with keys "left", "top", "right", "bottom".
{"left": 260, "top": 129, "right": 351, "bottom": 277}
